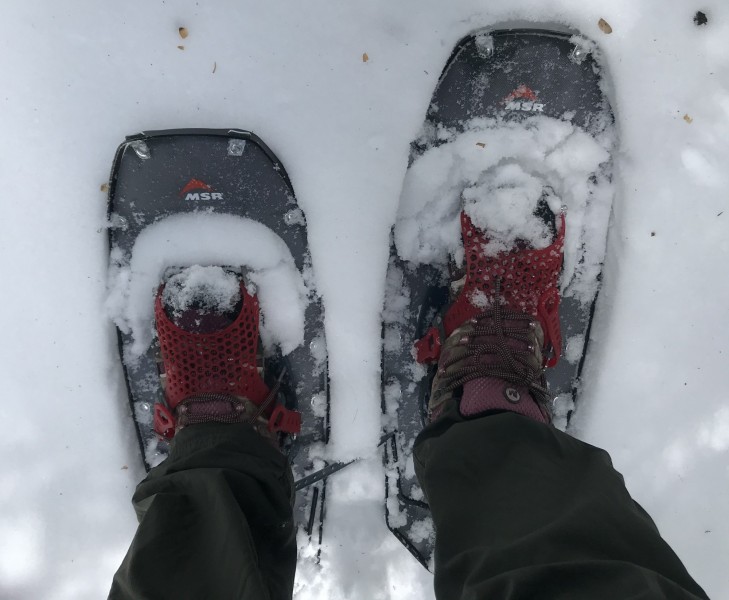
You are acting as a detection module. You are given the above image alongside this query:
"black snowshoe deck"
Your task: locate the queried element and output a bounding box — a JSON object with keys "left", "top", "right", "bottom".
{"left": 382, "top": 28, "right": 615, "bottom": 568}
{"left": 107, "top": 129, "right": 329, "bottom": 554}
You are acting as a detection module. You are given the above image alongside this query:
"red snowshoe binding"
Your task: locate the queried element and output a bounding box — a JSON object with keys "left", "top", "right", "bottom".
{"left": 152, "top": 270, "right": 301, "bottom": 443}
{"left": 415, "top": 209, "right": 565, "bottom": 424}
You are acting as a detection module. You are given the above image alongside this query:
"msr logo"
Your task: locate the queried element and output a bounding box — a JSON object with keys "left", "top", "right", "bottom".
{"left": 502, "top": 85, "right": 544, "bottom": 113}
{"left": 179, "top": 178, "right": 224, "bottom": 201}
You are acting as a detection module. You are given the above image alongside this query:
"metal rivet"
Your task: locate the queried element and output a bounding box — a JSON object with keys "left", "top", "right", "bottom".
{"left": 569, "top": 46, "right": 589, "bottom": 65}
{"left": 284, "top": 207, "right": 306, "bottom": 226}
{"left": 227, "top": 139, "right": 246, "bottom": 156}
{"left": 129, "top": 140, "right": 151, "bottom": 160}
{"left": 504, "top": 387, "right": 521, "bottom": 403}
{"left": 475, "top": 34, "right": 495, "bottom": 58}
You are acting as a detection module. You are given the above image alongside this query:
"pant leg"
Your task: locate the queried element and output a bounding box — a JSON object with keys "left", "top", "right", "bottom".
{"left": 109, "top": 422, "right": 296, "bottom": 600}
{"left": 414, "top": 411, "right": 709, "bottom": 600}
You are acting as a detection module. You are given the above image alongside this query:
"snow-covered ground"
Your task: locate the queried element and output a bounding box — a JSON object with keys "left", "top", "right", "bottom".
{"left": 1, "top": 1, "right": 728, "bottom": 598}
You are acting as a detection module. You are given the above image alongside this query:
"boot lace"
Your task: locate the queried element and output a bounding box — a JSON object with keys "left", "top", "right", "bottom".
{"left": 436, "top": 278, "right": 550, "bottom": 406}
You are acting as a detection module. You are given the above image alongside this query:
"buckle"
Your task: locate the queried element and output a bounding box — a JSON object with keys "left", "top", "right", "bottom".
{"left": 268, "top": 405, "right": 302, "bottom": 434}
{"left": 154, "top": 403, "right": 176, "bottom": 439}
{"left": 415, "top": 326, "right": 442, "bottom": 363}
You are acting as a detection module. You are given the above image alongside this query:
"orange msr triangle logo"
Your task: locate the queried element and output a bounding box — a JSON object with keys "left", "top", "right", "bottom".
{"left": 179, "top": 178, "right": 213, "bottom": 197}
{"left": 502, "top": 84, "right": 538, "bottom": 103}
{"left": 179, "top": 178, "right": 224, "bottom": 201}
{"left": 501, "top": 85, "right": 544, "bottom": 113}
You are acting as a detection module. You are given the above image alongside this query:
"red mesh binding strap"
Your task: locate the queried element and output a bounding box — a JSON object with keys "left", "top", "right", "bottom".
{"left": 538, "top": 287, "right": 562, "bottom": 367}
{"left": 416, "top": 210, "right": 565, "bottom": 367}
{"left": 153, "top": 283, "right": 276, "bottom": 437}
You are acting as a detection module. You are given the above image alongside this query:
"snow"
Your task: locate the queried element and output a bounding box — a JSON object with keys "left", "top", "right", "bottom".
{"left": 565, "top": 333, "right": 586, "bottom": 363}
{"left": 0, "top": 1, "right": 728, "bottom": 599}
{"left": 161, "top": 265, "right": 241, "bottom": 317}
{"left": 395, "top": 115, "right": 613, "bottom": 304}
{"left": 107, "top": 212, "right": 308, "bottom": 357}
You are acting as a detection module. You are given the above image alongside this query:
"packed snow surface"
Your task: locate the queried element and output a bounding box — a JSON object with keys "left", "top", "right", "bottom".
{"left": 1, "top": 2, "right": 728, "bottom": 599}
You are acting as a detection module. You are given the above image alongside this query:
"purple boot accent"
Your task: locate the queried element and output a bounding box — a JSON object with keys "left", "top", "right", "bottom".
{"left": 424, "top": 297, "right": 553, "bottom": 424}
{"left": 461, "top": 378, "right": 550, "bottom": 424}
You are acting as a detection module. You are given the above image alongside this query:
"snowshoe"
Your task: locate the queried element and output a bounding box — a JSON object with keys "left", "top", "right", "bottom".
{"left": 106, "top": 129, "right": 329, "bottom": 559}
{"left": 381, "top": 27, "right": 616, "bottom": 568}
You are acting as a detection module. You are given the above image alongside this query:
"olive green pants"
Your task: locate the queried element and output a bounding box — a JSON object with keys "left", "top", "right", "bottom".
{"left": 109, "top": 423, "right": 296, "bottom": 600}
{"left": 109, "top": 414, "right": 708, "bottom": 600}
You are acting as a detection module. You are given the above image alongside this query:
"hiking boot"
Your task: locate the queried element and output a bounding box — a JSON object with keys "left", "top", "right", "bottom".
{"left": 152, "top": 266, "right": 301, "bottom": 444}
{"left": 415, "top": 207, "right": 565, "bottom": 424}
